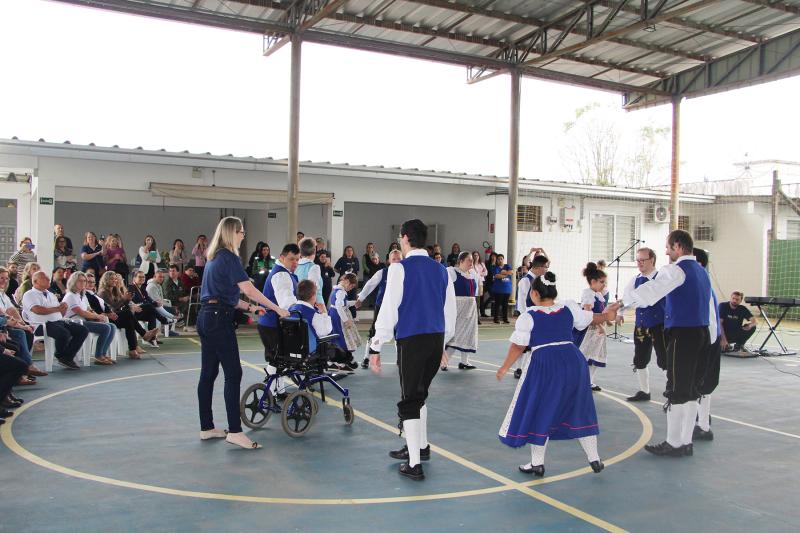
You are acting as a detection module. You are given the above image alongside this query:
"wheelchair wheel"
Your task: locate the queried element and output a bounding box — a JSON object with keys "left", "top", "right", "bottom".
{"left": 342, "top": 399, "right": 354, "bottom": 426}
{"left": 312, "top": 398, "right": 320, "bottom": 416}
{"left": 281, "top": 390, "right": 315, "bottom": 437}
{"left": 240, "top": 383, "right": 274, "bottom": 429}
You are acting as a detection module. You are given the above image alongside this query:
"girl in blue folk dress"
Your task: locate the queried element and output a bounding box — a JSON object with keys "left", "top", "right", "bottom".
{"left": 497, "top": 272, "right": 618, "bottom": 477}
{"left": 574, "top": 262, "right": 611, "bottom": 391}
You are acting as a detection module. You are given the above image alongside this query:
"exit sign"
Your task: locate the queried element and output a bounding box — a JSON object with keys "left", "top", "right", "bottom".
{"left": 268, "top": 212, "right": 277, "bottom": 219}
{"left": 39, "top": 197, "right": 54, "bottom": 205}
{"left": 333, "top": 210, "right": 344, "bottom": 217}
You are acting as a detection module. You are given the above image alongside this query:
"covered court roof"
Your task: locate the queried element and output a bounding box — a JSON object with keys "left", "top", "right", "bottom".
{"left": 54, "top": 0, "right": 800, "bottom": 109}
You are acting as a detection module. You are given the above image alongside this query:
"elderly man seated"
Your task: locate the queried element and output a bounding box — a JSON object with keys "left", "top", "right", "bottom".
{"left": 21, "top": 271, "right": 89, "bottom": 370}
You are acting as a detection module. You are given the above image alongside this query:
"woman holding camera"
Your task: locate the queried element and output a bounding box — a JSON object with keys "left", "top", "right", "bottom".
{"left": 9, "top": 238, "right": 37, "bottom": 276}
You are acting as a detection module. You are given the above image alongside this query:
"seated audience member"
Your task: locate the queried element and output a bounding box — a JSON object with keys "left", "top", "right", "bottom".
{"left": 128, "top": 271, "right": 167, "bottom": 341}
{"left": 169, "top": 239, "right": 188, "bottom": 273}
{"left": 98, "top": 272, "right": 155, "bottom": 358}
{"left": 719, "top": 291, "right": 757, "bottom": 351}
{"left": 0, "top": 267, "right": 45, "bottom": 383}
{"left": 54, "top": 236, "right": 77, "bottom": 270}
{"left": 9, "top": 238, "right": 37, "bottom": 275}
{"left": 181, "top": 265, "right": 201, "bottom": 293}
{"left": 49, "top": 267, "right": 68, "bottom": 301}
{"left": 21, "top": 271, "right": 89, "bottom": 370}
{"left": 5, "top": 262, "right": 19, "bottom": 299}
{"left": 14, "top": 262, "right": 41, "bottom": 305}
{"left": 80, "top": 232, "right": 105, "bottom": 275}
{"left": 0, "top": 327, "right": 29, "bottom": 423}
{"left": 103, "top": 234, "right": 129, "bottom": 277}
{"left": 163, "top": 264, "right": 190, "bottom": 319}
{"left": 62, "top": 272, "right": 115, "bottom": 365}
{"left": 146, "top": 270, "right": 179, "bottom": 331}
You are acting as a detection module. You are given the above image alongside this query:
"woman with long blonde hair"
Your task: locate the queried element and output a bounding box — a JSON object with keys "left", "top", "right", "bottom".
{"left": 197, "top": 216, "right": 289, "bottom": 450}
{"left": 97, "top": 271, "right": 154, "bottom": 358}
{"left": 14, "top": 262, "right": 41, "bottom": 305}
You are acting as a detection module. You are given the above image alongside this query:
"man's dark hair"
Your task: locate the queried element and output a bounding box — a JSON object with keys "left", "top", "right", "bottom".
{"left": 668, "top": 229, "right": 694, "bottom": 253}
{"left": 297, "top": 279, "right": 316, "bottom": 302}
{"left": 531, "top": 255, "right": 549, "bottom": 268}
{"left": 168, "top": 264, "right": 179, "bottom": 271}
{"left": 299, "top": 238, "right": 316, "bottom": 257}
{"left": 280, "top": 243, "right": 301, "bottom": 257}
{"left": 693, "top": 247, "right": 709, "bottom": 268}
{"left": 732, "top": 290, "right": 744, "bottom": 298}
{"left": 317, "top": 249, "right": 329, "bottom": 258}
{"left": 400, "top": 219, "right": 427, "bottom": 248}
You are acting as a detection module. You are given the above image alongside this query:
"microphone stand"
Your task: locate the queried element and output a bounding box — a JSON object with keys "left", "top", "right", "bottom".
{"left": 607, "top": 238, "right": 641, "bottom": 341}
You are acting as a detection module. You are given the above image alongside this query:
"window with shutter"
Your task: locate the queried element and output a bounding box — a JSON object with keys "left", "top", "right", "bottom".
{"left": 516, "top": 205, "right": 542, "bottom": 232}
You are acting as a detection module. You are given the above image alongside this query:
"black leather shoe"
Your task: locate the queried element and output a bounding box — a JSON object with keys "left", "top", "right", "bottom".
{"left": 514, "top": 368, "right": 523, "bottom": 379}
{"left": 683, "top": 443, "right": 694, "bottom": 456}
{"left": 591, "top": 385, "right": 602, "bottom": 392}
{"left": 2, "top": 399, "right": 22, "bottom": 409}
{"left": 8, "top": 393, "right": 23, "bottom": 403}
{"left": 644, "top": 441, "right": 685, "bottom": 457}
{"left": 389, "top": 444, "right": 430, "bottom": 461}
{"left": 518, "top": 463, "right": 545, "bottom": 476}
{"left": 0, "top": 409, "right": 14, "bottom": 418}
{"left": 361, "top": 358, "right": 369, "bottom": 369}
{"left": 57, "top": 358, "right": 80, "bottom": 370}
{"left": 399, "top": 463, "right": 425, "bottom": 480}
{"left": 626, "top": 391, "right": 651, "bottom": 402}
{"left": 458, "top": 363, "right": 476, "bottom": 370}
{"left": 693, "top": 426, "right": 714, "bottom": 441}
{"left": 590, "top": 460, "right": 604, "bottom": 473}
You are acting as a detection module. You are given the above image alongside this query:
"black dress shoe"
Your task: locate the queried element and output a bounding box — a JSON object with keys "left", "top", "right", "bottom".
{"left": 389, "top": 444, "right": 430, "bottom": 461}
{"left": 626, "top": 391, "right": 651, "bottom": 402}
{"left": 514, "top": 368, "right": 523, "bottom": 379}
{"left": 518, "top": 463, "right": 545, "bottom": 476}
{"left": 0, "top": 409, "right": 14, "bottom": 418}
{"left": 361, "top": 358, "right": 369, "bottom": 369}
{"left": 458, "top": 363, "right": 476, "bottom": 370}
{"left": 399, "top": 463, "right": 425, "bottom": 480}
{"left": 644, "top": 441, "right": 685, "bottom": 457}
{"left": 590, "top": 460, "right": 604, "bottom": 473}
{"left": 8, "top": 393, "right": 23, "bottom": 403}
{"left": 56, "top": 358, "right": 80, "bottom": 370}
{"left": 591, "top": 385, "right": 602, "bottom": 392}
{"left": 2, "top": 399, "right": 22, "bottom": 409}
{"left": 693, "top": 426, "right": 714, "bottom": 441}
{"left": 683, "top": 443, "right": 693, "bottom": 456}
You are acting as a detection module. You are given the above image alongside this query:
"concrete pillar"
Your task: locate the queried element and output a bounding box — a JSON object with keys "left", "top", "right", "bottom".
{"left": 669, "top": 97, "right": 681, "bottom": 231}
{"left": 287, "top": 34, "right": 302, "bottom": 243}
{"left": 329, "top": 197, "right": 344, "bottom": 259}
{"left": 494, "top": 194, "right": 509, "bottom": 258}
{"left": 31, "top": 176, "right": 55, "bottom": 274}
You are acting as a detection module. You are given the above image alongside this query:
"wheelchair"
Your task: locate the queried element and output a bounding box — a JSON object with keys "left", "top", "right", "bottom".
{"left": 239, "top": 312, "right": 354, "bottom": 437}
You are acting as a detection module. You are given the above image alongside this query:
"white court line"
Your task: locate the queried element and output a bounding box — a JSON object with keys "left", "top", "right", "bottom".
{"left": 469, "top": 357, "right": 800, "bottom": 442}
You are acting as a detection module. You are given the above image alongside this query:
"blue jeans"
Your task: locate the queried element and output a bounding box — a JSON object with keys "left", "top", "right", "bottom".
{"left": 82, "top": 321, "right": 115, "bottom": 357}
{"left": 197, "top": 304, "right": 242, "bottom": 433}
{"left": 8, "top": 328, "right": 32, "bottom": 365}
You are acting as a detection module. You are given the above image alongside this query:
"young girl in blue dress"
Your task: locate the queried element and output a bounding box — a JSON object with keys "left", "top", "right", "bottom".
{"left": 574, "top": 262, "right": 610, "bottom": 391}
{"left": 328, "top": 272, "right": 359, "bottom": 369}
{"left": 497, "top": 271, "right": 618, "bottom": 476}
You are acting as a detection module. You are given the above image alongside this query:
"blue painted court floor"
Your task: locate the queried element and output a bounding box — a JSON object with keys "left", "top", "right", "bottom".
{"left": 1, "top": 326, "right": 799, "bottom": 532}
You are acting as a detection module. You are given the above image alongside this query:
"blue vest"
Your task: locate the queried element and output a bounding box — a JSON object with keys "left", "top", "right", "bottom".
{"left": 529, "top": 306, "right": 575, "bottom": 347}
{"left": 295, "top": 260, "right": 323, "bottom": 304}
{"left": 289, "top": 302, "right": 319, "bottom": 354}
{"left": 375, "top": 268, "right": 389, "bottom": 308}
{"left": 258, "top": 263, "right": 298, "bottom": 328}
{"left": 453, "top": 270, "right": 476, "bottom": 297}
{"left": 634, "top": 273, "right": 665, "bottom": 328}
{"left": 396, "top": 255, "right": 448, "bottom": 340}
{"left": 664, "top": 260, "right": 711, "bottom": 329}
{"left": 524, "top": 272, "right": 535, "bottom": 308}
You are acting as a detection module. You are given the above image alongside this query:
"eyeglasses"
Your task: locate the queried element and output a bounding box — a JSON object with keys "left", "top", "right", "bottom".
{"left": 635, "top": 258, "right": 652, "bottom": 263}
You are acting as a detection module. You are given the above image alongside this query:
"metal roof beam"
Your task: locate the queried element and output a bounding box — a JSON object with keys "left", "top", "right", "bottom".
{"left": 263, "top": 0, "right": 348, "bottom": 56}
{"left": 404, "top": 0, "right": 707, "bottom": 61}
{"left": 522, "top": 0, "right": 719, "bottom": 66}
{"left": 623, "top": 26, "right": 800, "bottom": 109}
{"left": 737, "top": 0, "right": 800, "bottom": 15}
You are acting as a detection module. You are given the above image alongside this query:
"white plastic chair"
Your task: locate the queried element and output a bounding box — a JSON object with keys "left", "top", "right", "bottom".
{"left": 33, "top": 323, "right": 58, "bottom": 372}
{"left": 110, "top": 328, "right": 127, "bottom": 362}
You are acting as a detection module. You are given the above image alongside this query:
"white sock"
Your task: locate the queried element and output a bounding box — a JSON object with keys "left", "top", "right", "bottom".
{"left": 682, "top": 401, "right": 699, "bottom": 445}
{"left": 637, "top": 367, "right": 650, "bottom": 394}
{"left": 666, "top": 403, "right": 684, "bottom": 448}
{"left": 266, "top": 364, "right": 284, "bottom": 394}
{"left": 589, "top": 365, "right": 598, "bottom": 385}
{"left": 364, "top": 342, "right": 370, "bottom": 359}
{"left": 403, "top": 419, "right": 422, "bottom": 467}
{"left": 697, "top": 395, "right": 712, "bottom": 431}
{"left": 460, "top": 351, "right": 470, "bottom": 365}
{"left": 420, "top": 405, "right": 429, "bottom": 448}
{"left": 529, "top": 439, "right": 548, "bottom": 467}
{"left": 578, "top": 435, "right": 600, "bottom": 462}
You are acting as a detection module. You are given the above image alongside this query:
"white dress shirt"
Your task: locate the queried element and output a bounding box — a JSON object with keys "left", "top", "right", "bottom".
{"left": 331, "top": 284, "right": 352, "bottom": 324}
{"left": 516, "top": 274, "right": 534, "bottom": 314}
{"left": 627, "top": 255, "right": 716, "bottom": 337}
{"left": 297, "top": 300, "right": 333, "bottom": 337}
{"left": 62, "top": 291, "right": 90, "bottom": 319}
{"left": 510, "top": 301, "right": 593, "bottom": 346}
{"left": 357, "top": 268, "right": 384, "bottom": 301}
{"left": 22, "top": 289, "right": 63, "bottom": 325}
{"left": 373, "top": 248, "right": 456, "bottom": 349}
{"left": 270, "top": 260, "right": 299, "bottom": 309}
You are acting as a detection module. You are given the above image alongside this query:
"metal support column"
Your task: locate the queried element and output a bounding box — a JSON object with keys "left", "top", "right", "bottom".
{"left": 507, "top": 69, "right": 520, "bottom": 279}
{"left": 669, "top": 96, "right": 681, "bottom": 231}
{"left": 287, "top": 33, "right": 302, "bottom": 243}
{"left": 770, "top": 170, "right": 780, "bottom": 240}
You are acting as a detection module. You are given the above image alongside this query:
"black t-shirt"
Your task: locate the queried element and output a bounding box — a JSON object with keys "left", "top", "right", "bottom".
{"left": 320, "top": 265, "right": 336, "bottom": 303}
{"left": 718, "top": 302, "right": 752, "bottom": 337}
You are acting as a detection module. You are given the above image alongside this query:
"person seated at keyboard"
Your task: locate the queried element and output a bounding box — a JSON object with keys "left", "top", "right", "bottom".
{"left": 719, "top": 291, "right": 756, "bottom": 351}
{"left": 289, "top": 280, "right": 356, "bottom": 371}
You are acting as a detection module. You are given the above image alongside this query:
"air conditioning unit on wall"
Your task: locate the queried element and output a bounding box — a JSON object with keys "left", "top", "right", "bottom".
{"left": 646, "top": 203, "right": 669, "bottom": 224}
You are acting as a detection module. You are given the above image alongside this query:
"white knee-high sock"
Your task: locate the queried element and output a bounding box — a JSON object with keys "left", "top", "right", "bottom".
{"left": 666, "top": 404, "right": 684, "bottom": 448}
{"left": 589, "top": 365, "right": 598, "bottom": 384}
{"left": 460, "top": 351, "right": 470, "bottom": 365}
{"left": 529, "top": 439, "right": 548, "bottom": 466}
{"left": 403, "top": 419, "right": 422, "bottom": 467}
{"left": 682, "top": 401, "right": 699, "bottom": 445}
{"left": 697, "top": 395, "right": 712, "bottom": 431}
{"left": 266, "top": 364, "right": 285, "bottom": 394}
{"left": 420, "top": 405, "right": 429, "bottom": 448}
{"left": 637, "top": 368, "right": 650, "bottom": 394}
{"left": 363, "top": 343, "right": 370, "bottom": 359}
{"left": 578, "top": 435, "right": 600, "bottom": 462}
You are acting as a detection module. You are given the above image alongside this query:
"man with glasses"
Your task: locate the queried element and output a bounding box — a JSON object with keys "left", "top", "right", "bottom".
{"left": 619, "top": 247, "right": 666, "bottom": 402}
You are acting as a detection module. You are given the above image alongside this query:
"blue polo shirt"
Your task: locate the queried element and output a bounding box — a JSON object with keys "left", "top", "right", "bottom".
{"left": 200, "top": 249, "right": 249, "bottom": 307}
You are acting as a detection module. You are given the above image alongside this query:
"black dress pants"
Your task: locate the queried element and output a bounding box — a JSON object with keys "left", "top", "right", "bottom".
{"left": 633, "top": 324, "right": 667, "bottom": 370}
{"left": 396, "top": 332, "right": 444, "bottom": 422}
{"left": 35, "top": 321, "right": 89, "bottom": 362}
{"left": 664, "top": 326, "right": 710, "bottom": 405}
